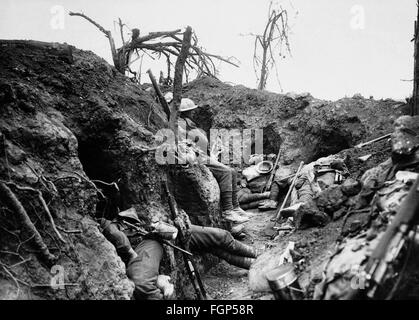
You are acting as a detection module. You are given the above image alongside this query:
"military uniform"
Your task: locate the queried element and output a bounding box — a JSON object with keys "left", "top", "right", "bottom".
{"left": 259, "top": 156, "right": 348, "bottom": 210}
{"left": 100, "top": 209, "right": 258, "bottom": 300}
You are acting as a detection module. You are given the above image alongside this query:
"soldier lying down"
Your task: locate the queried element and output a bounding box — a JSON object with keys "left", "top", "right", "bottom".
{"left": 99, "top": 207, "right": 259, "bottom": 300}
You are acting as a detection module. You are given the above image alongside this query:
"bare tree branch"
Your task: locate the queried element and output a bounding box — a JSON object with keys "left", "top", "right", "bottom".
{"left": 69, "top": 11, "right": 110, "bottom": 36}
{"left": 118, "top": 17, "right": 126, "bottom": 45}
{"left": 128, "top": 29, "right": 183, "bottom": 48}
{"left": 0, "top": 182, "right": 56, "bottom": 265}
{"left": 248, "top": 2, "right": 293, "bottom": 90}
{"left": 1, "top": 181, "right": 66, "bottom": 244}
{"left": 69, "top": 12, "right": 122, "bottom": 71}
{"left": 69, "top": 11, "right": 238, "bottom": 79}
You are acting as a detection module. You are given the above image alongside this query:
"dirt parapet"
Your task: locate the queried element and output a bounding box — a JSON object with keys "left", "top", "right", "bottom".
{"left": 182, "top": 77, "right": 406, "bottom": 166}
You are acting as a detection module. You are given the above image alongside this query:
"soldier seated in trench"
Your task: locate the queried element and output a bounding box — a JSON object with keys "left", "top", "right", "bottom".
{"left": 99, "top": 207, "right": 259, "bottom": 300}
{"left": 161, "top": 93, "right": 251, "bottom": 237}
{"left": 258, "top": 155, "right": 349, "bottom": 214}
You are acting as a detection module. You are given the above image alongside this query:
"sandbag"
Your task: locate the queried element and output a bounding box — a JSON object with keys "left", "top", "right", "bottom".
{"left": 314, "top": 173, "right": 411, "bottom": 300}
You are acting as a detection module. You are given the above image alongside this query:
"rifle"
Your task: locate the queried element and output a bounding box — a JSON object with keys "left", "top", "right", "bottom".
{"left": 162, "top": 178, "right": 208, "bottom": 300}
{"left": 264, "top": 161, "right": 304, "bottom": 239}
{"left": 354, "top": 133, "right": 391, "bottom": 149}
{"left": 346, "top": 174, "right": 419, "bottom": 300}
{"left": 271, "top": 161, "right": 304, "bottom": 223}
{"left": 120, "top": 219, "right": 193, "bottom": 256}
{"left": 263, "top": 148, "right": 282, "bottom": 192}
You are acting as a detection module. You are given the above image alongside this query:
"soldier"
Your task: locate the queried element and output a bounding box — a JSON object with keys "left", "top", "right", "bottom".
{"left": 100, "top": 207, "right": 259, "bottom": 300}
{"left": 258, "top": 166, "right": 295, "bottom": 211}
{"left": 163, "top": 93, "right": 250, "bottom": 237}
{"left": 258, "top": 156, "right": 349, "bottom": 215}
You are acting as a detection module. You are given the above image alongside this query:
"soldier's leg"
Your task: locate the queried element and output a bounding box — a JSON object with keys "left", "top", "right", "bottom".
{"left": 241, "top": 200, "right": 265, "bottom": 210}
{"left": 206, "top": 159, "right": 249, "bottom": 225}
{"left": 126, "top": 239, "right": 164, "bottom": 300}
{"left": 240, "top": 190, "right": 271, "bottom": 203}
{"left": 231, "top": 168, "right": 239, "bottom": 208}
{"left": 210, "top": 248, "right": 255, "bottom": 269}
{"left": 259, "top": 182, "right": 280, "bottom": 210}
{"left": 206, "top": 159, "right": 233, "bottom": 211}
{"left": 189, "top": 225, "right": 257, "bottom": 258}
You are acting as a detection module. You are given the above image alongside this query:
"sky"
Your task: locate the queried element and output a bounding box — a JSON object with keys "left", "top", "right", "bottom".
{"left": 0, "top": 0, "right": 416, "bottom": 101}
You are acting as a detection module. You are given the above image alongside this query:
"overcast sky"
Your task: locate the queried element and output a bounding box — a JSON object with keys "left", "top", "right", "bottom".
{"left": 0, "top": 0, "right": 416, "bottom": 101}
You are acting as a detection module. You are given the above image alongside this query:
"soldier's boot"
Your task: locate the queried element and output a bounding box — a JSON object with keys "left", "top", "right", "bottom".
{"left": 233, "top": 205, "right": 254, "bottom": 218}
{"left": 223, "top": 207, "right": 250, "bottom": 223}
{"left": 229, "top": 240, "right": 258, "bottom": 258}
{"left": 211, "top": 248, "right": 256, "bottom": 270}
{"left": 230, "top": 224, "right": 247, "bottom": 240}
{"left": 258, "top": 199, "right": 278, "bottom": 210}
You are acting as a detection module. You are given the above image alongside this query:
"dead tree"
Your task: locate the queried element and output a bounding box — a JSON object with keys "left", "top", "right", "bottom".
{"left": 69, "top": 12, "right": 239, "bottom": 78}
{"left": 68, "top": 12, "right": 123, "bottom": 72}
{"left": 251, "top": 2, "right": 291, "bottom": 90}
{"left": 170, "top": 26, "right": 192, "bottom": 136}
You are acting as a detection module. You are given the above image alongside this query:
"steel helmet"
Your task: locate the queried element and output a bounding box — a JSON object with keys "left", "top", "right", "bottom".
{"left": 179, "top": 98, "right": 198, "bottom": 112}
{"left": 164, "top": 93, "right": 198, "bottom": 112}
{"left": 118, "top": 207, "right": 142, "bottom": 224}
{"left": 255, "top": 160, "right": 274, "bottom": 174}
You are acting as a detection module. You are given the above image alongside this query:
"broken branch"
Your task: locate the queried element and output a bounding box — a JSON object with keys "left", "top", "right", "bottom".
{"left": 57, "top": 226, "right": 82, "bottom": 234}
{"left": 170, "top": 26, "right": 192, "bottom": 134}
{"left": 60, "top": 171, "right": 106, "bottom": 199}
{"left": 147, "top": 69, "right": 171, "bottom": 120}
{"left": 36, "top": 191, "right": 66, "bottom": 244}
{"left": 69, "top": 12, "right": 111, "bottom": 37}
{"left": 0, "top": 262, "right": 20, "bottom": 297}
{"left": 69, "top": 12, "right": 122, "bottom": 72}
{"left": 0, "top": 182, "right": 56, "bottom": 264}
{"left": 128, "top": 29, "right": 183, "bottom": 48}
{"left": 1, "top": 181, "right": 66, "bottom": 244}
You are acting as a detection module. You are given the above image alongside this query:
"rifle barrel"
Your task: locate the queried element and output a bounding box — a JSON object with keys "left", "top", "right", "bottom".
{"left": 355, "top": 133, "right": 391, "bottom": 149}
{"left": 368, "top": 175, "right": 419, "bottom": 263}
{"left": 122, "top": 220, "right": 193, "bottom": 256}
{"left": 344, "top": 175, "right": 419, "bottom": 300}
{"left": 273, "top": 161, "right": 304, "bottom": 222}
{"left": 263, "top": 148, "right": 282, "bottom": 192}
{"left": 163, "top": 178, "right": 207, "bottom": 300}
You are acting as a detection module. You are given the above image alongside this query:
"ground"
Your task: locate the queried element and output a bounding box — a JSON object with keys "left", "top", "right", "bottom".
{"left": 202, "top": 142, "right": 391, "bottom": 300}
{"left": 203, "top": 207, "right": 346, "bottom": 300}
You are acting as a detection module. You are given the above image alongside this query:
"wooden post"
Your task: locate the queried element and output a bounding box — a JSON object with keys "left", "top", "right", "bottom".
{"left": 147, "top": 69, "right": 171, "bottom": 120}
{"left": 170, "top": 26, "right": 192, "bottom": 137}
{"left": 413, "top": 1, "right": 419, "bottom": 115}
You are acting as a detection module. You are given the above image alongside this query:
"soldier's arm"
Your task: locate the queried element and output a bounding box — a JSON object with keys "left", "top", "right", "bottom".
{"left": 99, "top": 218, "right": 137, "bottom": 263}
